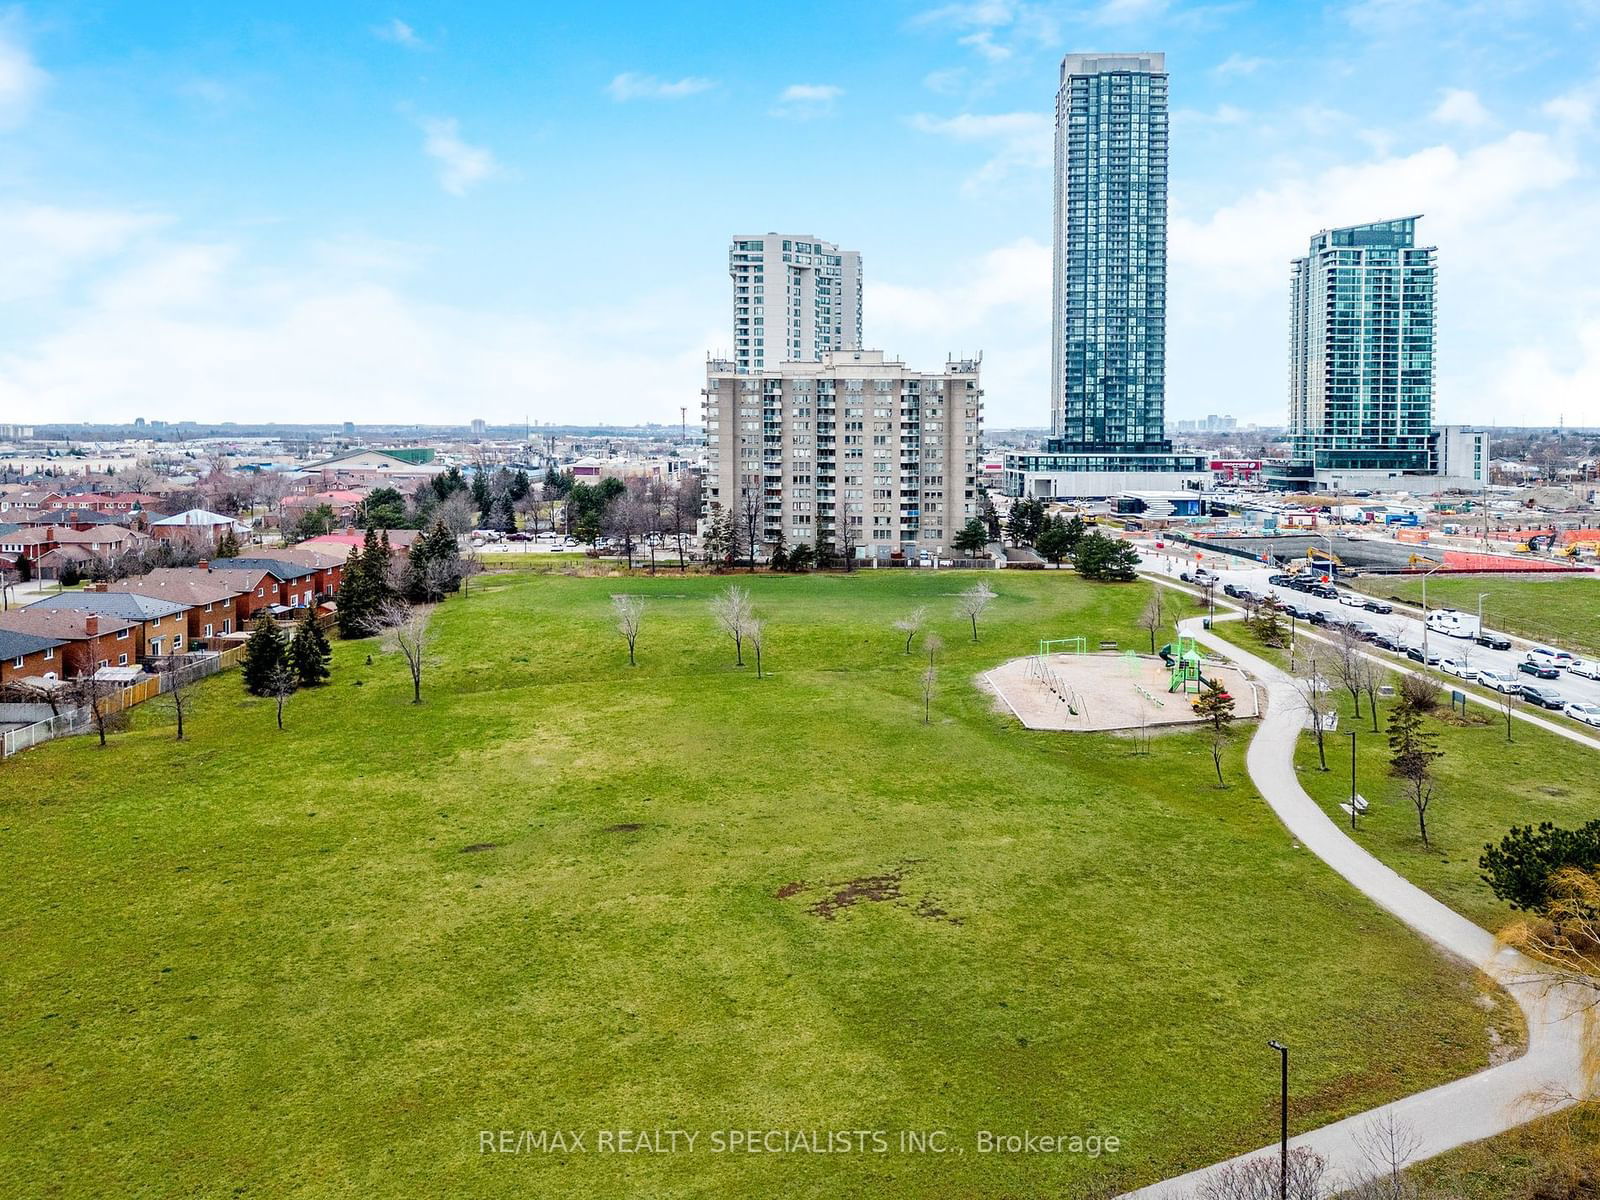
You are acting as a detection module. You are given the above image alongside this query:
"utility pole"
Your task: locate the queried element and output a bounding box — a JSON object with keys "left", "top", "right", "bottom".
{"left": 1267, "top": 1040, "right": 1289, "bottom": 1200}
{"left": 680, "top": 405, "right": 688, "bottom": 443}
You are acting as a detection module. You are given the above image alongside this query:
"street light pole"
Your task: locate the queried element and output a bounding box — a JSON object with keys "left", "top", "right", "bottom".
{"left": 1347, "top": 731, "right": 1358, "bottom": 830}
{"left": 1478, "top": 592, "right": 1488, "bottom": 638}
{"left": 1267, "top": 1040, "right": 1289, "bottom": 1200}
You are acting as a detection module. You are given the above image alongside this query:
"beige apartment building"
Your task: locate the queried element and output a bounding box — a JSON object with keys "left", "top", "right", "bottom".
{"left": 702, "top": 350, "right": 983, "bottom": 560}
{"left": 729, "top": 233, "right": 863, "bottom": 374}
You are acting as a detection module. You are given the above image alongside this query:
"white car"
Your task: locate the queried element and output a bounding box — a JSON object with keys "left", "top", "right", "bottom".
{"left": 1564, "top": 701, "right": 1600, "bottom": 727}
{"left": 1337, "top": 592, "right": 1366, "bottom": 607}
{"left": 1526, "top": 649, "right": 1564, "bottom": 670}
{"left": 1440, "top": 657, "right": 1478, "bottom": 681}
{"left": 1476, "top": 670, "right": 1520, "bottom": 694}
{"left": 1566, "top": 658, "right": 1600, "bottom": 680}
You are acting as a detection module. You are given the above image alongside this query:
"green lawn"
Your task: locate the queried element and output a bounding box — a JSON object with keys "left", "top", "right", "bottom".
{"left": 1, "top": 571, "right": 1518, "bottom": 1198}
{"left": 1354, "top": 575, "right": 1600, "bottom": 657}
{"left": 1404, "top": 1104, "right": 1600, "bottom": 1198}
{"left": 1208, "top": 619, "right": 1600, "bottom": 929}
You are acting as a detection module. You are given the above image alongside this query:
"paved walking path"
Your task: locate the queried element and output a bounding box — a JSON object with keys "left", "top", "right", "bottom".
{"left": 1121, "top": 619, "right": 1592, "bottom": 1198}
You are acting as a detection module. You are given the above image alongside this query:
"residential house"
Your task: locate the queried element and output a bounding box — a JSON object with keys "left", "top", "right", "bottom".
{"left": 250, "top": 545, "right": 347, "bottom": 598}
{"left": 44, "top": 492, "right": 162, "bottom": 516}
{"left": 305, "top": 449, "right": 444, "bottom": 490}
{"left": 27, "top": 590, "right": 192, "bottom": 659}
{"left": 301, "top": 528, "right": 421, "bottom": 564}
{"left": 209, "top": 555, "right": 331, "bottom": 609}
{"left": 0, "top": 608, "right": 139, "bottom": 675}
{"left": 282, "top": 489, "right": 368, "bottom": 528}
{"left": 0, "top": 628, "right": 65, "bottom": 687}
{"left": 149, "top": 508, "right": 250, "bottom": 548}
{"left": 0, "top": 525, "right": 149, "bottom": 575}
{"left": 111, "top": 574, "right": 241, "bottom": 644}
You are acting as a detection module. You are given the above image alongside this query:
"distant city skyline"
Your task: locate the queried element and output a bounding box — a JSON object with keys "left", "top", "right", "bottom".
{"left": 0, "top": 2, "right": 1597, "bottom": 429}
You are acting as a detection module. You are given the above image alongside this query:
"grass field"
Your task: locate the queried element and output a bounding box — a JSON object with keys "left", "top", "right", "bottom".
{"left": 1354, "top": 574, "right": 1600, "bottom": 657}
{"left": 1207, "top": 618, "right": 1599, "bottom": 929}
{"left": 1, "top": 571, "right": 1519, "bottom": 1198}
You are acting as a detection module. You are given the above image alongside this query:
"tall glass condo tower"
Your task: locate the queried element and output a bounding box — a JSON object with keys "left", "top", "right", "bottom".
{"left": 1288, "top": 217, "right": 1436, "bottom": 473}
{"left": 1052, "top": 52, "right": 1171, "bottom": 454}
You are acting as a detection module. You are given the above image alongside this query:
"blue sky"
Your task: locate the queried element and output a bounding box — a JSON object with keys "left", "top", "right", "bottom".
{"left": 1, "top": 0, "right": 1598, "bottom": 430}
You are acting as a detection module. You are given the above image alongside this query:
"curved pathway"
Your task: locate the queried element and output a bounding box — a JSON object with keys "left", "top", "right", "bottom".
{"left": 1122, "top": 618, "right": 1592, "bottom": 1197}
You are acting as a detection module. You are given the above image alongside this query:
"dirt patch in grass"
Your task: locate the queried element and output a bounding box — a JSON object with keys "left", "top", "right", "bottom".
{"left": 604, "top": 822, "right": 645, "bottom": 833}
{"left": 460, "top": 843, "right": 501, "bottom": 853}
{"left": 776, "top": 862, "right": 963, "bottom": 924}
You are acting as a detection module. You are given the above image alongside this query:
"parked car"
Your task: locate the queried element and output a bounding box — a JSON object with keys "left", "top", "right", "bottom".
{"left": 1309, "top": 584, "right": 1339, "bottom": 599}
{"left": 1348, "top": 621, "right": 1379, "bottom": 641}
{"left": 1440, "top": 657, "right": 1477, "bottom": 680}
{"left": 1518, "top": 683, "right": 1565, "bottom": 710}
{"left": 1363, "top": 599, "right": 1394, "bottom": 614}
{"left": 1268, "top": 574, "right": 1293, "bottom": 586}
{"left": 1281, "top": 602, "right": 1312, "bottom": 619}
{"left": 1477, "top": 670, "right": 1519, "bottom": 693}
{"left": 1564, "top": 701, "right": 1600, "bottom": 727}
{"left": 1222, "top": 582, "right": 1240, "bottom": 597}
{"left": 1474, "top": 631, "right": 1512, "bottom": 650}
{"left": 1530, "top": 645, "right": 1576, "bottom": 666}
{"left": 1405, "top": 645, "right": 1441, "bottom": 665}
{"left": 1568, "top": 658, "right": 1600, "bottom": 681}
{"left": 1371, "top": 632, "right": 1401, "bottom": 650}
{"left": 1309, "top": 611, "right": 1331, "bottom": 626}
{"left": 1518, "top": 660, "right": 1561, "bottom": 680}
{"left": 1337, "top": 592, "right": 1366, "bottom": 607}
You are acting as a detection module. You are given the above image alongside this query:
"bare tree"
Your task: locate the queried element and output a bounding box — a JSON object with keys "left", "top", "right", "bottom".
{"left": 831, "top": 514, "right": 857, "bottom": 572}
{"left": 1496, "top": 686, "right": 1518, "bottom": 742}
{"left": 669, "top": 475, "right": 701, "bottom": 573}
{"left": 709, "top": 585, "right": 753, "bottom": 667}
{"left": 1347, "top": 1112, "right": 1423, "bottom": 1200}
{"left": 1357, "top": 656, "right": 1385, "bottom": 733}
{"left": 893, "top": 605, "right": 928, "bottom": 655}
{"left": 458, "top": 549, "right": 483, "bottom": 597}
{"left": 70, "top": 676, "right": 126, "bottom": 748}
{"left": 1292, "top": 649, "right": 1333, "bottom": 770}
{"left": 611, "top": 594, "right": 645, "bottom": 666}
{"left": 1328, "top": 624, "right": 1367, "bottom": 720}
{"left": 1193, "top": 1146, "right": 1328, "bottom": 1200}
{"left": 373, "top": 600, "right": 431, "bottom": 703}
{"left": 738, "top": 488, "right": 763, "bottom": 573}
{"left": 748, "top": 615, "right": 767, "bottom": 679}
{"left": 1138, "top": 589, "right": 1165, "bottom": 654}
{"left": 920, "top": 663, "right": 937, "bottom": 725}
{"left": 266, "top": 661, "right": 296, "bottom": 730}
{"left": 435, "top": 491, "right": 477, "bottom": 536}
{"left": 955, "top": 581, "right": 997, "bottom": 642}
{"left": 156, "top": 655, "right": 201, "bottom": 741}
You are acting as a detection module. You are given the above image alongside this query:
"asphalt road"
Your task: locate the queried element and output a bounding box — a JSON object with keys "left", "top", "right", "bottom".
{"left": 1136, "top": 545, "right": 1600, "bottom": 725}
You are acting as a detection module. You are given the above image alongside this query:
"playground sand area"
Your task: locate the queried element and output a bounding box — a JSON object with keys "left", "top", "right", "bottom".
{"left": 984, "top": 651, "right": 1260, "bottom": 733}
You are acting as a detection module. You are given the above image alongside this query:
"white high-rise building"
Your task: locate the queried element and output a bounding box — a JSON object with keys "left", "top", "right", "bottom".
{"left": 728, "top": 234, "right": 862, "bottom": 374}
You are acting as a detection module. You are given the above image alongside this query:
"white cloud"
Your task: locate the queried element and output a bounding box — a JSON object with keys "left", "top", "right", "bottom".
{"left": 1211, "top": 52, "right": 1266, "bottom": 78}
{"left": 1542, "top": 84, "right": 1596, "bottom": 129}
{"left": 910, "top": 1, "right": 1018, "bottom": 29}
{"left": 1430, "top": 87, "right": 1491, "bottom": 128}
{"left": 606, "top": 73, "right": 715, "bottom": 102}
{"left": 771, "top": 83, "right": 843, "bottom": 118}
{"left": 374, "top": 18, "right": 426, "bottom": 49}
{"left": 0, "top": 205, "right": 167, "bottom": 302}
{"left": 0, "top": 18, "right": 47, "bottom": 129}
{"left": 910, "top": 111, "right": 1051, "bottom": 189}
{"left": 0, "top": 245, "right": 720, "bottom": 426}
{"left": 869, "top": 239, "right": 1050, "bottom": 422}
{"left": 1094, "top": 0, "right": 1169, "bottom": 23}
{"left": 923, "top": 67, "right": 968, "bottom": 95}
{"left": 1172, "top": 103, "right": 1248, "bottom": 128}
{"left": 959, "top": 31, "right": 1012, "bottom": 62}
{"left": 418, "top": 117, "right": 500, "bottom": 196}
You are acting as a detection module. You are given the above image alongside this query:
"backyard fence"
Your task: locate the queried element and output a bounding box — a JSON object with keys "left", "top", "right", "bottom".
{"left": 1, "top": 643, "right": 249, "bottom": 760}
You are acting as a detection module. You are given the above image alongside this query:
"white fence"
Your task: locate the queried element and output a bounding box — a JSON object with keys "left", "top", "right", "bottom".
{"left": 1, "top": 646, "right": 245, "bottom": 761}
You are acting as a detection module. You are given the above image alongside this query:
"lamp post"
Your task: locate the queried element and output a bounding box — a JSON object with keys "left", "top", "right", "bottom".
{"left": 1477, "top": 592, "right": 1488, "bottom": 639}
{"left": 1267, "top": 1040, "right": 1289, "bottom": 1200}
{"left": 1347, "top": 731, "right": 1358, "bottom": 830}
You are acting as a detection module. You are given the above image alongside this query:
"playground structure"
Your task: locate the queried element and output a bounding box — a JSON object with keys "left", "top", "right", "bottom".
{"left": 986, "top": 646, "right": 1259, "bottom": 734}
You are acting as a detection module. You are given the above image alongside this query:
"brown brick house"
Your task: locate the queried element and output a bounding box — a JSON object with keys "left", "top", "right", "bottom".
{"left": 0, "top": 609, "right": 139, "bottom": 675}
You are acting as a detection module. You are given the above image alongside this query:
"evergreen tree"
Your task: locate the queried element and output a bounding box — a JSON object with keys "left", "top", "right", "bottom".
{"left": 289, "top": 607, "right": 332, "bottom": 687}
{"left": 215, "top": 528, "right": 241, "bottom": 558}
{"left": 336, "top": 546, "right": 372, "bottom": 638}
{"left": 1035, "top": 516, "right": 1073, "bottom": 564}
{"left": 1073, "top": 531, "right": 1140, "bottom": 582}
{"left": 509, "top": 469, "right": 531, "bottom": 502}
{"left": 952, "top": 518, "right": 989, "bottom": 557}
{"left": 366, "top": 531, "right": 396, "bottom": 605}
{"left": 242, "top": 614, "right": 288, "bottom": 696}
